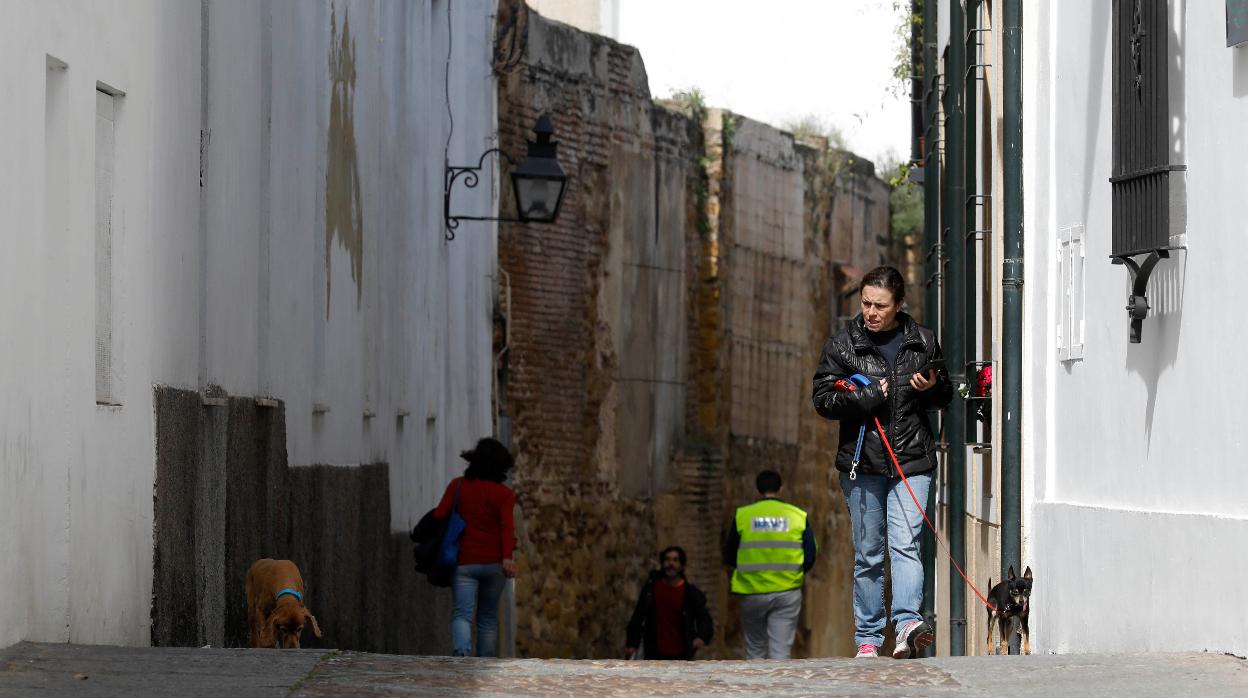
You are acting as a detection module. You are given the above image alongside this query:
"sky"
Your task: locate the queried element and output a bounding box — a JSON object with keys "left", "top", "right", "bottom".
{"left": 616, "top": 0, "right": 912, "bottom": 167}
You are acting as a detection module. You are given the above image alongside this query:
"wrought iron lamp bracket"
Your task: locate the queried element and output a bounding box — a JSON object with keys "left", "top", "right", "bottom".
{"left": 444, "top": 148, "right": 520, "bottom": 241}
{"left": 1111, "top": 248, "right": 1169, "bottom": 343}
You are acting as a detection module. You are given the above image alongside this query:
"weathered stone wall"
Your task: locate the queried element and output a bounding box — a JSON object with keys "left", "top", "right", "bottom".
{"left": 497, "top": 8, "right": 671, "bottom": 659}
{"left": 707, "top": 118, "right": 865, "bottom": 659}
{"left": 826, "top": 157, "right": 895, "bottom": 323}
{"left": 829, "top": 157, "right": 893, "bottom": 275}
{"left": 499, "top": 4, "right": 905, "bottom": 660}
{"left": 152, "top": 386, "right": 449, "bottom": 654}
{"left": 893, "top": 233, "right": 927, "bottom": 323}
{"left": 794, "top": 141, "right": 859, "bottom": 659}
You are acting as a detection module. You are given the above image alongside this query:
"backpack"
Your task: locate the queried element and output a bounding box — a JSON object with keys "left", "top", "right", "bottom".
{"left": 410, "top": 481, "right": 466, "bottom": 587}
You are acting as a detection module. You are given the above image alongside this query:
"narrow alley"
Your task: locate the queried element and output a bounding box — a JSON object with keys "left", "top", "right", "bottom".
{"left": 5, "top": 0, "right": 1248, "bottom": 695}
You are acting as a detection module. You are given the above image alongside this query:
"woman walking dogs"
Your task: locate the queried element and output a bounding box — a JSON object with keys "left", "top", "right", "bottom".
{"left": 433, "top": 438, "right": 518, "bottom": 657}
{"left": 812, "top": 266, "right": 952, "bottom": 659}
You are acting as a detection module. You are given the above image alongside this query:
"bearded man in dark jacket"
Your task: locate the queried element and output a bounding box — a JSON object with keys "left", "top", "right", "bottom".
{"left": 812, "top": 265, "right": 952, "bottom": 660}
{"left": 625, "top": 546, "right": 714, "bottom": 660}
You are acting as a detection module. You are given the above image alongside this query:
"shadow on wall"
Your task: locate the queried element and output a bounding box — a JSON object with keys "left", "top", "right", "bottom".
{"left": 1123, "top": 252, "right": 1186, "bottom": 452}
{"left": 1169, "top": 1, "right": 1185, "bottom": 158}
{"left": 151, "top": 386, "right": 449, "bottom": 654}
{"left": 1078, "top": 0, "right": 1110, "bottom": 227}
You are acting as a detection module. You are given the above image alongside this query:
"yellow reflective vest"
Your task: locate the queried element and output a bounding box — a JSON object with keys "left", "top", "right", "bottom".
{"left": 731, "top": 498, "right": 810, "bottom": 594}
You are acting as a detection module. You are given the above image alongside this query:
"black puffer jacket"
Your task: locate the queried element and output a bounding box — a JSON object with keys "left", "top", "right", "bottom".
{"left": 811, "top": 312, "right": 953, "bottom": 477}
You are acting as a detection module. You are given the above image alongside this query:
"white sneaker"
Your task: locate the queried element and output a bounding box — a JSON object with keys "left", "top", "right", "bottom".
{"left": 855, "top": 643, "right": 879, "bottom": 658}
{"left": 892, "top": 620, "right": 934, "bottom": 659}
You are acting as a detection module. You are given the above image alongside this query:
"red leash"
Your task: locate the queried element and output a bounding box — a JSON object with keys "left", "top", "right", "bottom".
{"left": 836, "top": 379, "right": 997, "bottom": 613}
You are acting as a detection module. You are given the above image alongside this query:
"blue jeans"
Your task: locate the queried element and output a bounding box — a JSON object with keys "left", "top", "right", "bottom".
{"left": 452, "top": 563, "right": 505, "bottom": 657}
{"left": 840, "top": 471, "right": 931, "bottom": 647}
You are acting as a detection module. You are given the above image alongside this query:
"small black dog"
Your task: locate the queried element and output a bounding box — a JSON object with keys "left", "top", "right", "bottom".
{"left": 986, "top": 565, "right": 1033, "bottom": 655}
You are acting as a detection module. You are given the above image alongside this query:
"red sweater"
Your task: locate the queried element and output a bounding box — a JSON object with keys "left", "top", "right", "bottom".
{"left": 653, "top": 579, "right": 687, "bottom": 656}
{"left": 433, "top": 477, "right": 517, "bottom": 565}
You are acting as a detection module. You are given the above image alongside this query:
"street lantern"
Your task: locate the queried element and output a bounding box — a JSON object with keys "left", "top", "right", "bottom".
{"left": 444, "top": 113, "right": 568, "bottom": 239}
{"left": 510, "top": 114, "right": 567, "bottom": 223}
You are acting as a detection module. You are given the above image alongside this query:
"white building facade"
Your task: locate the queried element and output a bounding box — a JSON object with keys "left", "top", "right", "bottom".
{"left": 1023, "top": 0, "right": 1248, "bottom": 655}
{"left": 923, "top": 0, "right": 1248, "bottom": 657}
{"left": 1, "top": 0, "right": 498, "bottom": 648}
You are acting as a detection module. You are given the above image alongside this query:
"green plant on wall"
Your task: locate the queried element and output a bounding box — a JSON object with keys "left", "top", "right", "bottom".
{"left": 783, "top": 114, "right": 848, "bottom": 151}
{"left": 783, "top": 114, "right": 854, "bottom": 181}
{"left": 668, "top": 87, "right": 713, "bottom": 238}
{"left": 890, "top": 0, "right": 923, "bottom": 99}
{"left": 880, "top": 157, "right": 922, "bottom": 240}
{"left": 824, "top": 150, "right": 854, "bottom": 184}
{"left": 721, "top": 113, "right": 738, "bottom": 149}
{"left": 695, "top": 152, "right": 711, "bottom": 238}
{"left": 668, "top": 86, "right": 707, "bottom": 118}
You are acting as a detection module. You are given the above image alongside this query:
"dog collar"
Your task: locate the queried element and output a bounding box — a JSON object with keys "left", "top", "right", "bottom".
{"left": 275, "top": 588, "right": 302, "bottom": 603}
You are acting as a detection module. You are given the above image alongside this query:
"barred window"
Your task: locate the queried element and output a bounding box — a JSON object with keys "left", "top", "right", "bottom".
{"left": 1110, "top": 0, "right": 1184, "bottom": 258}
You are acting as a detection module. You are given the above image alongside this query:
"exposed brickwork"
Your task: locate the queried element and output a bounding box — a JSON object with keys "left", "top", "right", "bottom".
{"left": 498, "top": 4, "right": 907, "bottom": 660}
{"left": 497, "top": 7, "right": 666, "bottom": 659}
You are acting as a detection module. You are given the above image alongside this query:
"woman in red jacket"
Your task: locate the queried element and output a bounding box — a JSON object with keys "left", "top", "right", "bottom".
{"left": 434, "top": 437, "right": 517, "bottom": 657}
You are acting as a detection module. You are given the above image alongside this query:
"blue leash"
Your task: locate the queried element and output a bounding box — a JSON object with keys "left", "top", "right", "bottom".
{"left": 847, "top": 374, "right": 872, "bottom": 481}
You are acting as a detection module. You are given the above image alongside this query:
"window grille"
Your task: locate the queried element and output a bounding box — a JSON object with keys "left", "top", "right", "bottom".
{"left": 1110, "top": 0, "right": 1184, "bottom": 342}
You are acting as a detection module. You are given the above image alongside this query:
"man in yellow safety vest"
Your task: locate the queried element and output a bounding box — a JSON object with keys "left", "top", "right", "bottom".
{"left": 724, "top": 470, "right": 817, "bottom": 659}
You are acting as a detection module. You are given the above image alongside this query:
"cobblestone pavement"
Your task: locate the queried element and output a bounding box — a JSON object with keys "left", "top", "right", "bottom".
{"left": 0, "top": 642, "right": 322, "bottom": 697}
{"left": 2, "top": 642, "right": 1246, "bottom": 697}
{"left": 294, "top": 652, "right": 1248, "bottom": 697}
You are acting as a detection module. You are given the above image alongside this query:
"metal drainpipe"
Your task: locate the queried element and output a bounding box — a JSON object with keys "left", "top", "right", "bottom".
{"left": 920, "top": 0, "right": 941, "bottom": 658}
{"left": 963, "top": 0, "right": 981, "bottom": 652}
{"left": 943, "top": 0, "right": 968, "bottom": 657}
{"left": 1000, "top": 0, "right": 1024, "bottom": 651}
{"left": 965, "top": 0, "right": 980, "bottom": 449}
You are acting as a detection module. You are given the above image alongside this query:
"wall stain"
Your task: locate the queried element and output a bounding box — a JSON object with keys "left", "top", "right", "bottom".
{"left": 326, "top": 5, "right": 363, "bottom": 313}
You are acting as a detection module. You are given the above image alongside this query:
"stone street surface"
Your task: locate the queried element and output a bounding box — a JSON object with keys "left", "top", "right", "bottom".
{"left": 2, "top": 642, "right": 1247, "bottom": 697}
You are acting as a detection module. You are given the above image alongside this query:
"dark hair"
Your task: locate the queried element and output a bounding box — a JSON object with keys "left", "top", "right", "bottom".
{"left": 659, "top": 546, "right": 687, "bottom": 568}
{"left": 461, "top": 437, "right": 514, "bottom": 482}
{"left": 756, "top": 470, "right": 783, "bottom": 494}
{"left": 859, "top": 265, "right": 906, "bottom": 304}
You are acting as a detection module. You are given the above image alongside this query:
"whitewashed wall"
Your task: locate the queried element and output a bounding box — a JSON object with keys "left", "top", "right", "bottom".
{"left": 1025, "top": 0, "right": 1248, "bottom": 655}
{"left": 0, "top": 0, "right": 496, "bottom": 648}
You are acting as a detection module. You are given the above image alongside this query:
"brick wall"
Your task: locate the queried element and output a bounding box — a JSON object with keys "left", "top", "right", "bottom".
{"left": 496, "top": 8, "right": 672, "bottom": 659}
{"left": 499, "top": 4, "right": 906, "bottom": 660}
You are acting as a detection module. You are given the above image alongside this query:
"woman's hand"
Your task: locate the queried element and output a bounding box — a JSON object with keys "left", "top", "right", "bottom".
{"left": 502, "top": 559, "right": 518, "bottom": 578}
{"left": 910, "top": 369, "right": 937, "bottom": 392}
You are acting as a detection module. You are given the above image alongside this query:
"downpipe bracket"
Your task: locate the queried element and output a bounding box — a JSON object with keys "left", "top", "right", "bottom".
{"left": 1002, "top": 257, "right": 1024, "bottom": 288}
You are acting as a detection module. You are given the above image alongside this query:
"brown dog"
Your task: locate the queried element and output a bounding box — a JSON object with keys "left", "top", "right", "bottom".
{"left": 245, "top": 558, "right": 323, "bottom": 648}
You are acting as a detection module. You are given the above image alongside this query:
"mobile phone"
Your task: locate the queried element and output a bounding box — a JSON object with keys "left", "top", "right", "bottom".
{"left": 918, "top": 358, "right": 945, "bottom": 374}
